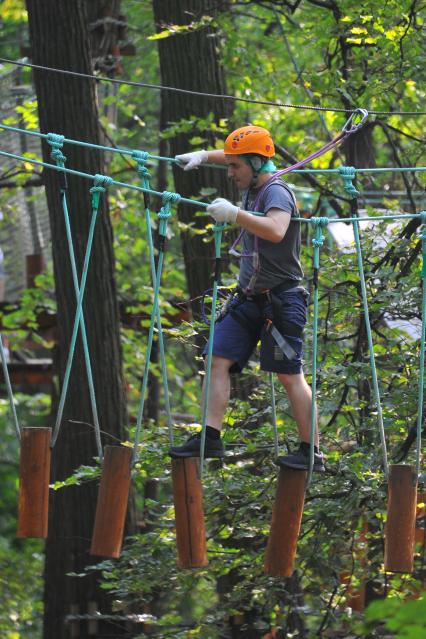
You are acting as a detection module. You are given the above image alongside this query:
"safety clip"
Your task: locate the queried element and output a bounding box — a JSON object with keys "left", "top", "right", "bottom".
{"left": 342, "top": 108, "right": 369, "bottom": 134}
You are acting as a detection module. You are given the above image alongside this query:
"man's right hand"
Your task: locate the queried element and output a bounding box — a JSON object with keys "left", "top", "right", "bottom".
{"left": 175, "top": 150, "right": 208, "bottom": 171}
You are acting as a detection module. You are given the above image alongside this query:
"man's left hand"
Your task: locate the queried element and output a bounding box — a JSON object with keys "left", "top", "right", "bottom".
{"left": 207, "top": 198, "right": 239, "bottom": 223}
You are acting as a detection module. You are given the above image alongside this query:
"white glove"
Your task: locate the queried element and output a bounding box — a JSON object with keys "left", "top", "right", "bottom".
{"left": 207, "top": 198, "right": 239, "bottom": 223}
{"left": 175, "top": 150, "right": 208, "bottom": 171}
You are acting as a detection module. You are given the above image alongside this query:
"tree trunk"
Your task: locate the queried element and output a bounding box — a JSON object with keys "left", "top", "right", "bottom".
{"left": 24, "top": 1, "right": 135, "bottom": 637}
{"left": 152, "top": 0, "right": 235, "bottom": 315}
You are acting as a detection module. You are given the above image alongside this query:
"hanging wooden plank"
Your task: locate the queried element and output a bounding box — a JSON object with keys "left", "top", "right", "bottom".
{"left": 384, "top": 464, "right": 417, "bottom": 573}
{"left": 90, "top": 445, "right": 132, "bottom": 558}
{"left": 17, "top": 427, "right": 51, "bottom": 538}
{"left": 171, "top": 458, "right": 208, "bottom": 568}
{"left": 264, "top": 467, "right": 306, "bottom": 577}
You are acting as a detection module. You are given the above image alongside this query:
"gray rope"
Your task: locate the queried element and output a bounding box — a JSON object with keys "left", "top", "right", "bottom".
{"left": 0, "top": 333, "right": 21, "bottom": 440}
{"left": 1, "top": 58, "right": 425, "bottom": 116}
{"left": 64, "top": 613, "right": 149, "bottom": 623}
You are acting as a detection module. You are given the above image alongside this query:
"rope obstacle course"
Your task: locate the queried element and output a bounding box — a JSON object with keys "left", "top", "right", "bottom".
{"left": 0, "top": 119, "right": 424, "bottom": 576}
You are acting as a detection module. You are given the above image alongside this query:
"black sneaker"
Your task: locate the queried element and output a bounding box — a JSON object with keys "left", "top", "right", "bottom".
{"left": 276, "top": 447, "right": 325, "bottom": 472}
{"left": 169, "top": 432, "right": 225, "bottom": 459}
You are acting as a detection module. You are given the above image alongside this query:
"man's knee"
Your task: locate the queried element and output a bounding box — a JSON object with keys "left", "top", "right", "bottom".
{"left": 210, "top": 355, "right": 234, "bottom": 375}
{"left": 277, "top": 371, "right": 305, "bottom": 391}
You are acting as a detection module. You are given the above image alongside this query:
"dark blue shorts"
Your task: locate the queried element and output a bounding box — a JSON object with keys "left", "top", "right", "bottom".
{"left": 203, "top": 288, "right": 308, "bottom": 374}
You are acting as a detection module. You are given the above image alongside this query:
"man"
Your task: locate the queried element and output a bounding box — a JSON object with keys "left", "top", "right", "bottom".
{"left": 169, "top": 125, "right": 324, "bottom": 471}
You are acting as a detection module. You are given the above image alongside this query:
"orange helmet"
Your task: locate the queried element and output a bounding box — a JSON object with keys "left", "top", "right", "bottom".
{"left": 224, "top": 125, "right": 275, "bottom": 157}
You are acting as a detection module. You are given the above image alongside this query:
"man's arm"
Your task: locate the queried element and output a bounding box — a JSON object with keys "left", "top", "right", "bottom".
{"left": 175, "top": 149, "right": 226, "bottom": 170}
{"left": 206, "top": 150, "right": 226, "bottom": 164}
{"left": 236, "top": 207, "right": 291, "bottom": 243}
{"left": 207, "top": 198, "right": 291, "bottom": 243}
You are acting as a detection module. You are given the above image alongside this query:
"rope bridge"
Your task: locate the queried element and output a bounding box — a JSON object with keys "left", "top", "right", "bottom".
{"left": 0, "top": 121, "right": 424, "bottom": 571}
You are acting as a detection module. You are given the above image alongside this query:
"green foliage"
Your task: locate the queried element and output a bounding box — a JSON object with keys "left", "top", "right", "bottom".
{"left": 364, "top": 594, "right": 426, "bottom": 638}
{"left": 0, "top": 0, "right": 425, "bottom": 636}
{"left": 0, "top": 0, "right": 27, "bottom": 60}
{"left": 0, "top": 541, "right": 43, "bottom": 639}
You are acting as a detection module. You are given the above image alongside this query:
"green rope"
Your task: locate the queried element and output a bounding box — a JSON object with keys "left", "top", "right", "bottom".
{"left": 339, "top": 166, "right": 389, "bottom": 478}
{"left": 416, "top": 211, "right": 426, "bottom": 480}
{"left": 51, "top": 174, "right": 112, "bottom": 450}
{"left": 47, "top": 134, "right": 103, "bottom": 459}
{"left": 307, "top": 217, "right": 328, "bottom": 486}
{"left": 0, "top": 148, "right": 202, "bottom": 208}
{"left": 132, "top": 191, "right": 181, "bottom": 464}
{"left": 269, "top": 373, "right": 279, "bottom": 458}
{"left": 200, "top": 222, "right": 225, "bottom": 476}
{"left": 0, "top": 333, "right": 21, "bottom": 440}
{"left": 1, "top": 145, "right": 426, "bottom": 219}
{"left": 132, "top": 151, "right": 174, "bottom": 446}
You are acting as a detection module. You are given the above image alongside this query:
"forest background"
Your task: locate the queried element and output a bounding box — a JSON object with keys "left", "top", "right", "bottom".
{"left": 0, "top": 0, "right": 425, "bottom": 638}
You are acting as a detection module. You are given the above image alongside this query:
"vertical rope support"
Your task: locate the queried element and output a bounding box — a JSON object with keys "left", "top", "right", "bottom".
{"left": 200, "top": 222, "right": 224, "bottom": 476}
{"left": 51, "top": 174, "right": 112, "bottom": 450}
{"left": 132, "top": 192, "right": 180, "bottom": 463}
{"left": 306, "top": 218, "right": 327, "bottom": 486}
{"left": 416, "top": 211, "right": 426, "bottom": 481}
{"left": 0, "top": 332, "right": 21, "bottom": 440}
{"left": 269, "top": 372, "right": 279, "bottom": 459}
{"left": 339, "top": 166, "right": 389, "bottom": 478}
{"left": 132, "top": 152, "right": 174, "bottom": 446}
{"left": 47, "top": 134, "right": 103, "bottom": 459}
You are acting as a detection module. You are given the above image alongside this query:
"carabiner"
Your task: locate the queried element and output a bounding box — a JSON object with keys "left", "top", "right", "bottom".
{"left": 342, "top": 108, "right": 369, "bottom": 134}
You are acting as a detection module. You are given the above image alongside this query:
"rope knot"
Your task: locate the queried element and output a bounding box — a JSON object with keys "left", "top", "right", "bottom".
{"left": 310, "top": 216, "right": 329, "bottom": 227}
{"left": 50, "top": 148, "right": 67, "bottom": 164}
{"left": 162, "top": 191, "right": 181, "bottom": 206}
{"left": 46, "top": 133, "right": 66, "bottom": 164}
{"left": 338, "top": 165, "right": 359, "bottom": 197}
{"left": 131, "top": 150, "right": 150, "bottom": 163}
{"left": 138, "top": 165, "right": 151, "bottom": 179}
{"left": 312, "top": 235, "right": 325, "bottom": 248}
{"left": 132, "top": 151, "right": 151, "bottom": 179}
{"left": 46, "top": 132, "right": 64, "bottom": 148}
{"left": 91, "top": 174, "right": 113, "bottom": 191}
{"left": 213, "top": 222, "right": 225, "bottom": 232}
{"left": 158, "top": 205, "right": 171, "bottom": 221}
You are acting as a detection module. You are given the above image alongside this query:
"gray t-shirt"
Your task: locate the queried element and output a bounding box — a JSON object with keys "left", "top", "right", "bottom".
{"left": 238, "top": 179, "right": 303, "bottom": 292}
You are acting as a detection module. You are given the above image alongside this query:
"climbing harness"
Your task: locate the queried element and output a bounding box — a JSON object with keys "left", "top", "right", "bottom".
{"left": 228, "top": 178, "right": 299, "bottom": 294}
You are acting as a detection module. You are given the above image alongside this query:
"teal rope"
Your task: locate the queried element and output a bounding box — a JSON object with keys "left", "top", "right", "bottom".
{"left": 0, "top": 333, "right": 21, "bottom": 440}
{"left": 1, "top": 147, "right": 426, "bottom": 221}
{"left": 1, "top": 123, "right": 426, "bottom": 173}
{"left": 47, "top": 134, "right": 103, "bottom": 459}
{"left": 51, "top": 174, "right": 112, "bottom": 449}
{"left": 200, "top": 222, "right": 225, "bottom": 476}
{"left": 0, "top": 149, "right": 202, "bottom": 208}
{"left": 339, "top": 166, "right": 389, "bottom": 478}
{"left": 269, "top": 372, "right": 279, "bottom": 458}
{"left": 132, "top": 192, "right": 181, "bottom": 464}
{"left": 307, "top": 217, "right": 328, "bottom": 486}
{"left": 416, "top": 211, "right": 426, "bottom": 480}
{"left": 132, "top": 151, "right": 174, "bottom": 446}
